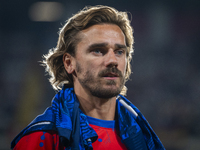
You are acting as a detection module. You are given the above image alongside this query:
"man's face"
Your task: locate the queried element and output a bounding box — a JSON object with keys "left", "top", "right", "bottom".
{"left": 73, "top": 24, "right": 127, "bottom": 98}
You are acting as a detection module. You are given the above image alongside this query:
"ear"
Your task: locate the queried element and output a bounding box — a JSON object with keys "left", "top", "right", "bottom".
{"left": 63, "top": 53, "right": 75, "bottom": 74}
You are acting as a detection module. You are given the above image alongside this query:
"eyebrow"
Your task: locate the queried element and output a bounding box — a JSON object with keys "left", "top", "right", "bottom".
{"left": 87, "top": 43, "right": 108, "bottom": 50}
{"left": 88, "top": 43, "right": 127, "bottom": 50}
{"left": 115, "top": 44, "right": 127, "bottom": 50}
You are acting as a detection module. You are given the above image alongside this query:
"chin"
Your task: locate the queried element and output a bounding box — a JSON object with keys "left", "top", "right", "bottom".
{"left": 90, "top": 86, "right": 122, "bottom": 99}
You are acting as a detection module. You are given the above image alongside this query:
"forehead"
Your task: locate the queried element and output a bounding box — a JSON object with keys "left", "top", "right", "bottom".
{"left": 77, "top": 24, "right": 126, "bottom": 48}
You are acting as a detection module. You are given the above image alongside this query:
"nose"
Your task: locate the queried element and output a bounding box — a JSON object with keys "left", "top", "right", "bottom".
{"left": 104, "top": 49, "right": 118, "bottom": 67}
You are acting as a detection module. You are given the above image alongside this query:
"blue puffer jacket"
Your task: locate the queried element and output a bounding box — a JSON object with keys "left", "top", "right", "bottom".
{"left": 11, "top": 85, "right": 165, "bottom": 150}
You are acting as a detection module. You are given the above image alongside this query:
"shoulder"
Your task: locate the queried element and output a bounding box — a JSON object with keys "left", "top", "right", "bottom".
{"left": 13, "top": 130, "right": 65, "bottom": 150}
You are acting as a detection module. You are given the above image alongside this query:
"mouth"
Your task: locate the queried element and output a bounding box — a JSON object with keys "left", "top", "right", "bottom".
{"left": 103, "top": 73, "right": 119, "bottom": 78}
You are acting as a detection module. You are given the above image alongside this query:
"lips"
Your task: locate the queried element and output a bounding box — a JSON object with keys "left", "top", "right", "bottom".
{"left": 103, "top": 73, "right": 119, "bottom": 77}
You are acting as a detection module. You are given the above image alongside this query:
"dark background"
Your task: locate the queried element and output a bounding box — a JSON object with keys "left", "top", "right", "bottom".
{"left": 1, "top": 0, "right": 200, "bottom": 149}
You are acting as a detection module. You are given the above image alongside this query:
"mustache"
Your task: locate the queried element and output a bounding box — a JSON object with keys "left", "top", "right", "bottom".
{"left": 98, "top": 67, "right": 123, "bottom": 77}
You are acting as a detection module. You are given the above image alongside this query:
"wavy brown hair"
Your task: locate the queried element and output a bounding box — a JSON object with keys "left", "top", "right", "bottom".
{"left": 42, "top": 5, "right": 134, "bottom": 95}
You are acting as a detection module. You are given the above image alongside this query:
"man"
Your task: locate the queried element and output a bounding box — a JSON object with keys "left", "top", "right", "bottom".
{"left": 11, "top": 5, "right": 165, "bottom": 150}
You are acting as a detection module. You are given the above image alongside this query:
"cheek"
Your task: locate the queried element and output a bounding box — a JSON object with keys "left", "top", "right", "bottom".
{"left": 120, "top": 58, "right": 127, "bottom": 75}
{"left": 86, "top": 58, "right": 102, "bottom": 69}
{"left": 82, "top": 61, "right": 98, "bottom": 74}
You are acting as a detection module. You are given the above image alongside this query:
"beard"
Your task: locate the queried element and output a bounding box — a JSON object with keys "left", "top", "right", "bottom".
{"left": 76, "top": 62, "right": 125, "bottom": 99}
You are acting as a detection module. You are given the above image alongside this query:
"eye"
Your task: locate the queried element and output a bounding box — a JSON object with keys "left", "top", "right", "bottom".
{"left": 115, "top": 49, "right": 125, "bottom": 56}
{"left": 93, "top": 49, "right": 101, "bottom": 54}
{"left": 91, "top": 48, "right": 104, "bottom": 56}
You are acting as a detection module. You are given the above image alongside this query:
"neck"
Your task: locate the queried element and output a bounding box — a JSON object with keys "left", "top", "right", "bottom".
{"left": 74, "top": 85, "right": 116, "bottom": 120}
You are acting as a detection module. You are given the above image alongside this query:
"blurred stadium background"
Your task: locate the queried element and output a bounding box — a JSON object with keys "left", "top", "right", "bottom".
{"left": 0, "top": 0, "right": 200, "bottom": 149}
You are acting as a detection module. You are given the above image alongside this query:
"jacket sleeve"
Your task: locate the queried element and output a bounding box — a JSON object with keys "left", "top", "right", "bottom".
{"left": 13, "top": 131, "right": 65, "bottom": 150}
